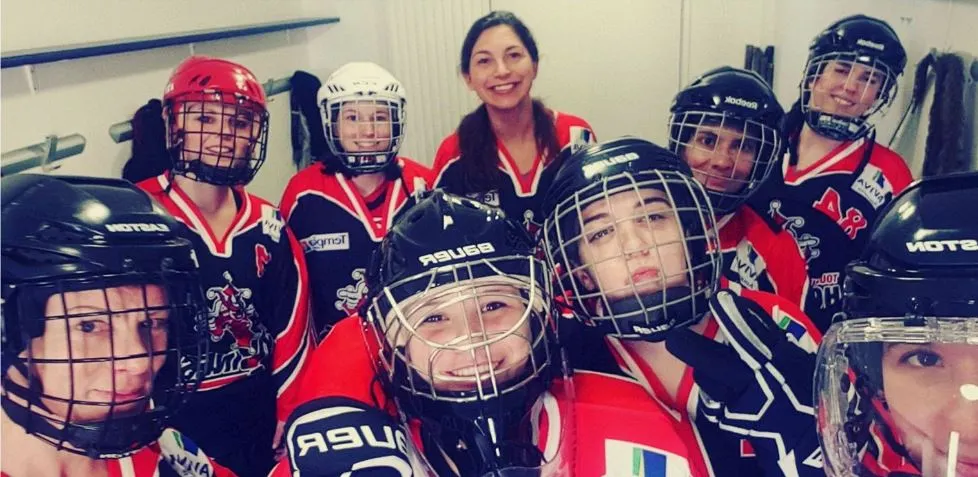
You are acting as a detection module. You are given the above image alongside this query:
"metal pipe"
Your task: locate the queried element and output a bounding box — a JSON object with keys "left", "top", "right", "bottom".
{"left": 1, "top": 134, "right": 86, "bottom": 176}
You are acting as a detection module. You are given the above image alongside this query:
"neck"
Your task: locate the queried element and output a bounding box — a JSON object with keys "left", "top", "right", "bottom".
{"left": 349, "top": 172, "right": 387, "bottom": 198}
{"left": 795, "top": 124, "right": 845, "bottom": 170}
{"left": 172, "top": 175, "right": 236, "bottom": 214}
{"left": 486, "top": 98, "right": 536, "bottom": 142}
{"left": 1, "top": 408, "right": 107, "bottom": 477}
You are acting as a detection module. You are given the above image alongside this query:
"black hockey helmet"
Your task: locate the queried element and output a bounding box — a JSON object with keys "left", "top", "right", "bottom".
{"left": 800, "top": 15, "right": 907, "bottom": 141}
{"left": 1, "top": 174, "right": 208, "bottom": 458}
{"left": 668, "top": 66, "right": 785, "bottom": 215}
{"left": 815, "top": 172, "right": 978, "bottom": 476}
{"left": 362, "top": 189, "right": 563, "bottom": 474}
{"left": 542, "top": 137, "right": 721, "bottom": 341}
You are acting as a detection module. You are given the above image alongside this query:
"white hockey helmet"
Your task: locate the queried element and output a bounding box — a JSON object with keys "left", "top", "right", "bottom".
{"left": 318, "top": 62, "right": 406, "bottom": 174}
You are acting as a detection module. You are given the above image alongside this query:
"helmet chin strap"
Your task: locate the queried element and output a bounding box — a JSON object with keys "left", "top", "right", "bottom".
{"left": 594, "top": 286, "right": 706, "bottom": 342}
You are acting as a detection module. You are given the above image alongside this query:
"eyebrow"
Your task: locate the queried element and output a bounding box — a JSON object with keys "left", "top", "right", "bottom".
{"left": 473, "top": 45, "right": 524, "bottom": 57}
{"left": 581, "top": 196, "right": 671, "bottom": 227}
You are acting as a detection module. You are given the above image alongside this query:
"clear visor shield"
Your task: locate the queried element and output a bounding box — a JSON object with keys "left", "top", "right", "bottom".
{"left": 168, "top": 93, "right": 269, "bottom": 185}
{"left": 326, "top": 98, "right": 404, "bottom": 169}
{"left": 667, "top": 111, "right": 781, "bottom": 214}
{"left": 543, "top": 171, "right": 719, "bottom": 335}
{"left": 816, "top": 317, "right": 978, "bottom": 477}
{"left": 801, "top": 53, "right": 897, "bottom": 135}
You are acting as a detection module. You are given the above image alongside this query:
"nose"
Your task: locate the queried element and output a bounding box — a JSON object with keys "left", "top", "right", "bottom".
{"left": 358, "top": 120, "right": 377, "bottom": 138}
{"left": 620, "top": 221, "right": 654, "bottom": 257}
{"left": 110, "top": 315, "right": 156, "bottom": 377}
{"left": 493, "top": 57, "right": 512, "bottom": 77}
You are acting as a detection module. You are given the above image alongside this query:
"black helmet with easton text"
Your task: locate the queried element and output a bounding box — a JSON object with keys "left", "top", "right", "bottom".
{"left": 815, "top": 172, "right": 978, "bottom": 476}
{"left": 542, "top": 137, "right": 721, "bottom": 342}
{"left": 1, "top": 174, "right": 209, "bottom": 458}
{"left": 361, "top": 189, "right": 565, "bottom": 475}
{"left": 800, "top": 15, "right": 907, "bottom": 141}
{"left": 668, "top": 66, "right": 785, "bottom": 215}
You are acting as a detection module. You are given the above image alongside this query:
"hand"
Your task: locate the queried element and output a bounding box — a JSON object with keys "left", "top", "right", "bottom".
{"left": 283, "top": 397, "right": 415, "bottom": 476}
{"left": 665, "top": 290, "right": 823, "bottom": 477}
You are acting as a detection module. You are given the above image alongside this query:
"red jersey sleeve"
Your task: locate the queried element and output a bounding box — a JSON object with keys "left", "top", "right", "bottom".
{"left": 872, "top": 145, "right": 914, "bottom": 196}
{"left": 294, "top": 315, "right": 390, "bottom": 409}
{"left": 430, "top": 134, "right": 461, "bottom": 189}
{"left": 271, "top": 226, "right": 315, "bottom": 422}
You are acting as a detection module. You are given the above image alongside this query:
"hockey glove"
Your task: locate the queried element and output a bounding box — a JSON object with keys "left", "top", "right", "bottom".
{"left": 665, "top": 290, "right": 823, "bottom": 477}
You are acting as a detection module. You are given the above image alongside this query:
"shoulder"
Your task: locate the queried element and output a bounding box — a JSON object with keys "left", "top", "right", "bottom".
{"left": 432, "top": 132, "right": 461, "bottom": 167}
{"left": 283, "top": 164, "right": 329, "bottom": 196}
{"left": 868, "top": 142, "right": 914, "bottom": 192}
{"left": 396, "top": 156, "right": 432, "bottom": 180}
{"left": 134, "top": 174, "right": 167, "bottom": 195}
{"left": 553, "top": 111, "right": 593, "bottom": 131}
{"left": 729, "top": 285, "right": 822, "bottom": 347}
{"left": 552, "top": 111, "right": 597, "bottom": 149}
{"left": 296, "top": 315, "right": 387, "bottom": 407}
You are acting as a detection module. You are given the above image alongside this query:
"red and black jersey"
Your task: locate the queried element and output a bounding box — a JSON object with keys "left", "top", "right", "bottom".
{"left": 278, "top": 317, "right": 700, "bottom": 477}
{"left": 107, "top": 429, "right": 236, "bottom": 477}
{"left": 573, "top": 286, "right": 822, "bottom": 477}
{"left": 431, "top": 112, "right": 595, "bottom": 236}
{"left": 279, "top": 158, "right": 430, "bottom": 340}
{"left": 137, "top": 174, "right": 312, "bottom": 476}
{"left": 749, "top": 138, "right": 913, "bottom": 332}
{"left": 717, "top": 205, "right": 808, "bottom": 307}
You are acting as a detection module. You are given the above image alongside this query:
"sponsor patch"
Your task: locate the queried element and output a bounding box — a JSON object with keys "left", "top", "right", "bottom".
{"left": 301, "top": 232, "right": 350, "bottom": 252}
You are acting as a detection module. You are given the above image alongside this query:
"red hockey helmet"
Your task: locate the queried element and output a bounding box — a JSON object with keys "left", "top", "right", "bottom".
{"left": 163, "top": 56, "right": 269, "bottom": 186}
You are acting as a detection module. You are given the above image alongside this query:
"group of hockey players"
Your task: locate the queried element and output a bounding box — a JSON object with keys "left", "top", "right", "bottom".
{"left": 2, "top": 8, "right": 976, "bottom": 477}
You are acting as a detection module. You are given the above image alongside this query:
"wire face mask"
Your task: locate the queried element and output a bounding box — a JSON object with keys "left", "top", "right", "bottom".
{"left": 1, "top": 274, "right": 208, "bottom": 458}
{"left": 668, "top": 110, "right": 781, "bottom": 216}
{"left": 167, "top": 93, "right": 269, "bottom": 186}
{"left": 544, "top": 167, "right": 720, "bottom": 341}
{"left": 800, "top": 53, "right": 898, "bottom": 141}
{"left": 816, "top": 317, "right": 978, "bottom": 477}
{"left": 365, "top": 255, "right": 571, "bottom": 476}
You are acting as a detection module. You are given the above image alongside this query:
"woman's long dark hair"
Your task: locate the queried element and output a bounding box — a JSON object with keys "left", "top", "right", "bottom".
{"left": 122, "top": 99, "right": 170, "bottom": 183}
{"left": 453, "top": 11, "right": 560, "bottom": 195}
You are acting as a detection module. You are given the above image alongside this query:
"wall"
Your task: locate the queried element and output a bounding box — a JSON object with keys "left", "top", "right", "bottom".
{"left": 0, "top": 0, "right": 390, "bottom": 203}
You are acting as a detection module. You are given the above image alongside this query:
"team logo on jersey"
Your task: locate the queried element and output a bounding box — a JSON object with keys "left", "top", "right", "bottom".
{"left": 814, "top": 188, "right": 868, "bottom": 240}
{"left": 851, "top": 164, "right": 892, "bottom": 210}
{"left": 809, "top": 271, "right": 843, "bottom": 313}
{"left": 255, "top": 244, "right": 271, "bottom": 278}
{"left": 769, "top": 200, "right": 821, "bottom": 263}
{"left": 728, "top": 242, "right": 766, "bottom": 291}
{"left": 335, "top": 268, "right": 368, "bottom": 316}
{"left": 568, "top": 126, "right": 595, "bottom": 152}
{"left": 300, "top": 232, "right": 350, "bottom": 252}
{"left": 603, "top": 439, "right": 691, "bottom": 476}
{"left": 261, "top": 204, "right": 284, "bottom": 243}
{"left": 205, "top": 272, "right": 269, "bottom": 371}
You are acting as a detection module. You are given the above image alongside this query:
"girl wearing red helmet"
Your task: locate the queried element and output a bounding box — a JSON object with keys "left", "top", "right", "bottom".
{"left": 134, "top": 56, "right": 313, "bottom": 477}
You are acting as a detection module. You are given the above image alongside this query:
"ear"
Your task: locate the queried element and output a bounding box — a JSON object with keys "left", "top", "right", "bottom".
{"left": 462, "top": 72, "right": 475, "bottom": 92}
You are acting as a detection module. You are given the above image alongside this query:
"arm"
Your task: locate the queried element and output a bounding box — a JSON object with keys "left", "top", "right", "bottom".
{"left": 666, "top": 290, "right": 824, "bottom": 477}
{"left": 271, "top": 227, "right": 314, "bottom": 423}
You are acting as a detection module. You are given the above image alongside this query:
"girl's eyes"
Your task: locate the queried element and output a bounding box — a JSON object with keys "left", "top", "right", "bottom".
{"left": 900, "top": 350, "right": 944, "bottom": 368}
{"left": 77, "top": 319, "right": 108, "bottom": 334}
{"left": 695, "top": 133, "right": 717, "bottom": 148}
{"left": 587, "top": 225, "right": 614, "bottom": 243}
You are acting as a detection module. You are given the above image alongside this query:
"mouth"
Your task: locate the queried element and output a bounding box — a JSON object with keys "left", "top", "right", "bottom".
{"left": 937, "top": 450, "right": 978, "bottom": 477}
{"left": 830, "top": 94, "right": 857, "bottom": 108}
{"left": 204, "top": 145, "right": 234, "bottom": 155}
{"left": 631, "top": 267, "right": 661, "bottom": 285}
{"left": 445, "top": 360, "right": 503, "bottom": 378}
{"left": 488, "top": 81, "right": 519, "bottom": 94}
{"left": 91, "top": 389, "right": 148, "bottom": 404}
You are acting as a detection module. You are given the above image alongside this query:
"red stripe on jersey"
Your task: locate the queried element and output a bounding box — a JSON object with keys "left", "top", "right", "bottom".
{"left": 273, "top": 228, "right": 313, "bottom": 421}
{"left": 782, "top": 138, "right": 867, "bottom": 185}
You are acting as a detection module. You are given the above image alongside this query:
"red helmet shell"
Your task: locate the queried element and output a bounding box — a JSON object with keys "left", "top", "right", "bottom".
{"left": 163, "top": 56, "right": 267, "bottom": 108}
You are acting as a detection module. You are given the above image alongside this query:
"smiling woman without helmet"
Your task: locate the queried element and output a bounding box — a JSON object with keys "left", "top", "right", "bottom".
{"left": 748, "top": 15, "right": 913, "bottom": 332}
{"left": 0, "top": 174, "right": 234, "bottom": 477}
{"left": 816, "top": 172, "right": 978, "bottom": 477}
{"left": 133, "top": 55, "right": 313, "bottom": 477}
{"left": 431, "top": 10, "right": 596, "bottom": 235}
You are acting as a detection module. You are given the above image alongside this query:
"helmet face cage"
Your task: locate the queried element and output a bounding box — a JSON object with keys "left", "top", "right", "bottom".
{"left": 165, "top": 91, "right": 270, "bottom": 186}
{"left": 1, "top": 271, "right": 208, "bottom": 458}
{"left": 366, "top": 255, "right": 553, "bottom": 405}
{"left": 800, "top": 52, "right": 899, "bottom": 141}
{"left": 668, "top": 110, "right": 782, "bottom": 216}
{"left": 323, "top": 96, "right": 405, "bottom": 174}
{"left": 543, "top": 169, "right": 721, "bottom": 340}
{"left": 816, "top": 317, "right": 978, "bottom": 477}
